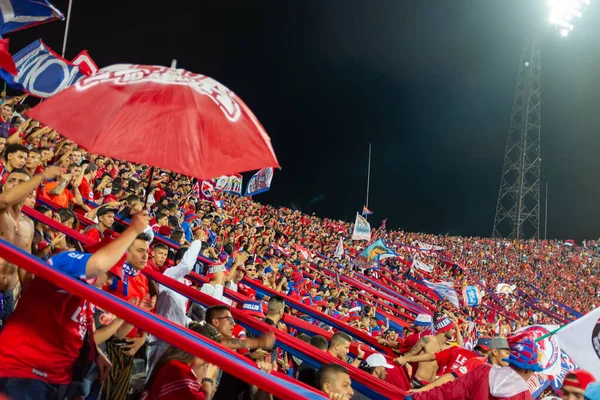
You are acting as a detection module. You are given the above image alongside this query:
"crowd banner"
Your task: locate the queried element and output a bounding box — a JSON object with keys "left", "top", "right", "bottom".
{"left": 413, "top": 241, "right": 445, "bottom": 251}
{"left": 351, "top": 213, "right": 371, "bottom": 241}
{"left": 354, "top": 238, "right": 395, "bottom": 268}
{"left": 556, "top": 306, "right": 600, "bottom": 379}
{"left": 245, "top": 167, "right": 273, "bottom": 196}
{"left": 423, "top": 281, "right": 460, "bottom": 308}
{"left": 0, "top": 39, "right": 93, "bottom": 97}
{"left": 412, "top": 258, "right": 433, "bottom": 273}
{"left": 0, "top": 0, "right": 63, "bottom": 35}
{"left": 215, "top": 173, "right": 242, "bottom": 195}
{"left": 462, "top": 285, "right": 482, "bottom": 307}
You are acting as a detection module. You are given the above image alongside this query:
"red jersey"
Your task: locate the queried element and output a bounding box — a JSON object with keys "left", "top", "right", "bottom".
{"left": 141, "top": 360, "right": 206, "bottom": 400}
{"left": 79, "top": 177, "right": 94, "bottom": 201}
{"left": 0, "top": 251, "right": 94, "bottom": 384}
{"left": 435, "top": 347, "right": 480, "bottom": 377}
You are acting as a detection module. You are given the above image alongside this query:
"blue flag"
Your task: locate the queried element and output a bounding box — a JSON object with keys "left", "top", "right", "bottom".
{"left": 424, "top": 281, "right": 459, "bottom": 307}
{"left": 0, "top": 40, "right": 87, "bottom": 97}
{"left": 353, "top": 238, "right": 396, "bottom": 268}
{"left": 245, "top": 167, "right": 273, "bottom": 196}
{"left": 0, "top": 0, "right": 63, "bottom": 35}
{"left": 462, "top": 285, "right": 481, "bottom": 307}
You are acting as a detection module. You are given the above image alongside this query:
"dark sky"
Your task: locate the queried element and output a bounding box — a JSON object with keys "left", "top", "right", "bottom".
{"left": 9, "top": 0, "right": 600, "bottom": 240}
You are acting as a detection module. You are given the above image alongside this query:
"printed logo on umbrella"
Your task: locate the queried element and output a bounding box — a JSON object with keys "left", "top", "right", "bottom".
{"left": 75, "top": 64, "right": 242, "bottom": 122}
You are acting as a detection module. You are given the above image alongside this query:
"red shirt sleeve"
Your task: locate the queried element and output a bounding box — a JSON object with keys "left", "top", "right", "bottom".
{"left": 434, "top": 347, "right": 454, "bottom": 368}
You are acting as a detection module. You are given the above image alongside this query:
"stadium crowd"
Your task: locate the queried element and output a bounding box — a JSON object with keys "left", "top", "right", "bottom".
{"left": 0, "top": 98, "right": 596, "bottom": 400}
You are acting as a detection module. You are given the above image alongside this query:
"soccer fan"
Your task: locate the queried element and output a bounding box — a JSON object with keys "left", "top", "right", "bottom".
{"left": 102, "top": 229, "right": 156, "bottom": 400}
{"left": 0, "top": 144, "right": 28, "bottom": 183}
{"left": 398, "top": 313, "right": 458, "bottom": 388}
{"left": 378, "top": 314, "right": 433, "bottom": 354}
{"left": 327, "top": 331, "right": 365, "bottom": 368}
{"left": 560, "top": 369, "right": 596, "bottom": 400}
{"left": 142, "top": 322, "right": 221, "bottom": 400}
{"left": 317, "top": 364, "right": 355, "bottom": 400}
{"left": 83, "top": 205, "right": 117, "bottom": 242}
{"left": 148, "top": 230, "right": 205, "bottom": 373}
{"left": 404, "top": 333, "right": 543, "bottom": 400}
{"left": 0, "top": 166, "right": 62, "bottom": 292}
{"left": 297, "top": 335, "right": 329, "bottom": 388}
{"left": 0, "top": 211, "right": 151, "bottom": 399}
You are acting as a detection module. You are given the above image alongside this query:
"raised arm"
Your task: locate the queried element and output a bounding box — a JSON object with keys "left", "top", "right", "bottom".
{"left": 85, "top": 211, "right": 151, "bottom": 279}
{"left": 0, "top": 167, "right": 62, "bottom": 213}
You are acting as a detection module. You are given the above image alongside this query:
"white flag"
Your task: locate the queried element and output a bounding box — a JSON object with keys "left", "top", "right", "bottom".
{"left": 334, "top": 237, "right": 344, "bottom": 258}
{"left": 351, "top": 213, "right": 371, "bottom": 241}
{"left": 412, "top": 258, "right": 434, "bottom": 273}
{"left": 556, "top": 306, "right": 600, "bottom": 379}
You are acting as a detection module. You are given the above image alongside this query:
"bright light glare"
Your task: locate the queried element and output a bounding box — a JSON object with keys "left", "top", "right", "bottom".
{"left": 548, "top": 0, "right": 591, "bottom": 36}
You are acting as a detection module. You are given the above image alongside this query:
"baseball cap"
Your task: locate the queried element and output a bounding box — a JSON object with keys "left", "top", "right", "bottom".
{"left": 489, "top": 337, "right": 510, "bottom": 351}
{"left": 475, "top": 337, "right": 492, "bottom": 352}
{"left": 241, "top": 301, "right": 265, "bottom": 319}
{"left": 366, "top": 354, "right": 394, "bottom": 369}
{"left": 563, "top": 369, "right": 596, "bottom": 391}
{"left": 503, "top": 333, "right": 543, "bottom": 372}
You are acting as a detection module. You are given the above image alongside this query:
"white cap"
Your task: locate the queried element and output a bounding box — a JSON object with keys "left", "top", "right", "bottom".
{"left": 365, "top": 353, "right": 394, "bottom": 369}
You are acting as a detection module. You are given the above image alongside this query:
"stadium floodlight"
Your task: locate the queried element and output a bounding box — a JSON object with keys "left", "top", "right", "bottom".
{"left": 548, "top": 0, "right": 591, "bottom": 36}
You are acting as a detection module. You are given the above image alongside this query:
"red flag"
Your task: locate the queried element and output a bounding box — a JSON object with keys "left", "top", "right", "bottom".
{"left": 0, "top": 39, "right": 17, "bottom": 76}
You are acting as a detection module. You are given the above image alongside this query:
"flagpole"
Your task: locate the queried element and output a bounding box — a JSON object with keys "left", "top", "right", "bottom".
{"left": 365, "top": 143, "right": 371, "bottom": 219}
{"left": 544, "top": 183, "right": 548, "bottom": 240}
{"left": 61, "top": 0, "right": 74, "bottom": 58}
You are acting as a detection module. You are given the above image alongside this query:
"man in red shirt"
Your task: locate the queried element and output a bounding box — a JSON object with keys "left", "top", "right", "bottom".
{"left": 146, "top": 243, "right": 169, "bottom": 273}
{"left": 83, "top": 206, "right": 116, "bottom": 243}
{"left": 0, "top": 144, "right": 28, "bottom": 184}
{"left": 0, "top": 211, "right": 151, "bottom": 399}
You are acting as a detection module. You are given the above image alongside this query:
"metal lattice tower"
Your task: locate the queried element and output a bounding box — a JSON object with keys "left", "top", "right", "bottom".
{"left": 493, "top": 37, "right": 542, "bottom": 239}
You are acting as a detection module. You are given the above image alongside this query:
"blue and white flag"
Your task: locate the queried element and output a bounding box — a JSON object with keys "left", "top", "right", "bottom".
{"left": 0, "top": 40, "right": 89, "bottom": 97}
{"left": 245, "top": 167, "right": 273, "bottom": 196}
{"left": 462, "top": 285, "right": 482, "bottom": 307}
{"left": 351, "top": 213, "right": 370, "bottom": 241}
{"left": 424, "top": 281, "right": 459, "bottom": 308}
{"left": 0, "top": 0, "right": 63, "bottom": 35}
{"left": 353, "top": 238, "right": 396, "bottom": 268}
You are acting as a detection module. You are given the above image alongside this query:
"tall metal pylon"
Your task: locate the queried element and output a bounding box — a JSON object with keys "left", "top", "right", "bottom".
{"left": 493, "top": 37, "right": 542, "bottom": 239}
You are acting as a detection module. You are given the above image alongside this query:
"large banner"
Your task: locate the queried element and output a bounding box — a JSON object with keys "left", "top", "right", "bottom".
{"left": 557, "top": 306, "right": 600, "bottom": 379}
{"left": 413, "top": 241, "right": 445, "bottom": 251}
{"left": 0, "top": 0, "right": 63, "bottom": 35}
{"left": 351, "top": 213, "right": 370, "bottom": 241}
{"left": 353, "top": 239, "right": 396, "bottom": 268}
{"left": 517, "top": 325, "right": 562, "bottom": 377}
{"left": 215, "top": 174, "right": 242, "bottom": 195}
{"left": 245, "top": 167, "right": 273, "bottom": 196}
{"left": 0, "top": 40, "right": 93, "bottom": 98}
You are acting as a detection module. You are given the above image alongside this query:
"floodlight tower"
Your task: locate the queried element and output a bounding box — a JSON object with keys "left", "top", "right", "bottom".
{"left": 492, "top": 0, "right": 590, "bottom": 239}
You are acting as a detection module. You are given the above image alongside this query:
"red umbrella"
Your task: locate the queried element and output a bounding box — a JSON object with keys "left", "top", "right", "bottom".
{"left": 27, "top": 64, "right": 279, "bottom": 179}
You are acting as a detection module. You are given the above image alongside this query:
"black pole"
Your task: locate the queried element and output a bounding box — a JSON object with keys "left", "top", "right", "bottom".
{"left": 143, "top": 166, "right": 155, "bottom": 210}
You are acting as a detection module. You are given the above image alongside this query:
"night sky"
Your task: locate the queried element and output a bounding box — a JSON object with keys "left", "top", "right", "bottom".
{"left": 8, "top": 0, "right": 600, "bottom": 240}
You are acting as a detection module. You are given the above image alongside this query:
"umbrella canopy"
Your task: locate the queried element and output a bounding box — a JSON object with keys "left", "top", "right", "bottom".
{"left": 27, "top": 64, "right": 279, "bottom": 179}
